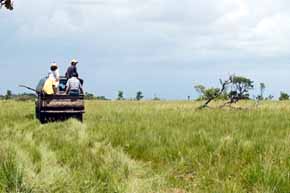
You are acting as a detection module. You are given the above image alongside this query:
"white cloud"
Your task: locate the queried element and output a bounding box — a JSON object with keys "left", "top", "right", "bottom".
{"left": 2, "top": 0, "right": 290, "bottom": 98}
{"left": 2, "top": 0, "right": 290, "bottom": 63}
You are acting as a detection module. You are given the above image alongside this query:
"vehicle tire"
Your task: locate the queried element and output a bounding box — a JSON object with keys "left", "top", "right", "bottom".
{"left": 35, "top": 108, "right": 39, "bottom": 119}
{"left": 77, "top": 114, "right": 83, "bottom": 122}
{"left": 39, "top": 113, "right": 46, "bottom": 124}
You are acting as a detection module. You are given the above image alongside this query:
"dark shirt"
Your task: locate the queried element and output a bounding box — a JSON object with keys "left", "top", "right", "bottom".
{"left": 65, "top": 65, "right": 78, "bottom": 79}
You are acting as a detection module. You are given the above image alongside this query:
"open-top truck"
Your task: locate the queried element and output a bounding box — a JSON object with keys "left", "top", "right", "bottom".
{"left": 21, "top": 76, "right": 85, "bottom": 123}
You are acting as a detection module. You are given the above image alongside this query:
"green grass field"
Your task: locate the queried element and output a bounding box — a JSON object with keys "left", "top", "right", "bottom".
{"left": 1, "top": 100, "right": 290, "bottom": 193}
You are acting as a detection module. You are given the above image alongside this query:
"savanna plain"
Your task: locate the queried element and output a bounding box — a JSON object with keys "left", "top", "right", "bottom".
{"left": 1, "top": 100, "right": 290, "bottom": 193}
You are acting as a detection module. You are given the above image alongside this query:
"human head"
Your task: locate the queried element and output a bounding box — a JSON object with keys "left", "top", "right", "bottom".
{"left": 71, "top": 59, "right": 78, "bottom": 66}
{"left": 50, "top": 62, "right": 58, "bottom": 71}
{"left": 72, "top": 72, "right": 78, "bottom": 77}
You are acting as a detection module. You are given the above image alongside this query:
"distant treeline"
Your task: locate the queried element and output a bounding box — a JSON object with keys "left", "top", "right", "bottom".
{"left": 1, "top": 90, "right": 110, "bottom": 101}
{"left": 4, "top": 76, "right": 290, "bottom": 102}
{"left": 2, "top": 89, "right": 156, "bottom": 101}
{"left": 0, "top": 91, "right": 36, "bottom": 101}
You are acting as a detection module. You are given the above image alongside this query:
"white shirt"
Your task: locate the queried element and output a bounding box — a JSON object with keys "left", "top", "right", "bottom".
{"left": 66, "top": 77, "right": 82, "bottom": 91}
{"left": 51, "top": 69, "right": 60, "bottom": 81}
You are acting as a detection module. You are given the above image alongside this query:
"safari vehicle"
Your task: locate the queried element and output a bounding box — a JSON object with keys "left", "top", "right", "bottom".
{"left": 33, "top": 76, "right": 85, "bottom": 123}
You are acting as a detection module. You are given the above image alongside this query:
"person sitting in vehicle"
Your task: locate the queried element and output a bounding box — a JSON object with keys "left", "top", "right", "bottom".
{"left": 65, "top": 59, "right": 79, "bottom": 79}
{"left": 50, "top": 62, "right": 60, "bottom": 89}
{"left": 42, "top": 74, "right": 57, "bottom": 95}
{"left": 65, "top": 72, "right": 83, "bottom": 96}
{"left": 65, "top": 58, "right": 84, "bottom": 85}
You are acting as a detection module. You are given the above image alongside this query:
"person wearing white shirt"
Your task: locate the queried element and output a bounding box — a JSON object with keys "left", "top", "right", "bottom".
{"left": 65, "top": 72, "right": 83, "bottom": 96}
{"left": 50, "top": 62, "right": 60, "bottom": 91}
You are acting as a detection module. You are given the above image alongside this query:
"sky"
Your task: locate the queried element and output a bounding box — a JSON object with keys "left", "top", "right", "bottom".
{"left": 1, "top": 0, "right": 290, "bottom": 99}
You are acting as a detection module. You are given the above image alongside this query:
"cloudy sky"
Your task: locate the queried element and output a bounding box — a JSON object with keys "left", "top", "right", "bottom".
{"left": 0, "top": 0, "right": 290, "bottom": 99}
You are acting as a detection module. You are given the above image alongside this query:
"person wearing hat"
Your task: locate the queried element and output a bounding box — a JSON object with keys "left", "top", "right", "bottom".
{"left": 50, "top": 62, "right": 60, "bottom": 90}
{"left": 65, "top": 59, "right": 79, "bottom": 79}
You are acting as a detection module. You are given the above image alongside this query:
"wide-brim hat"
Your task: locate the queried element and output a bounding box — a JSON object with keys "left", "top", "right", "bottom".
{"left": 71, "top": 59, "right": 78, "bottom": 64}
{"left": 51, "top": 62, "right": 58, "bottom": 67}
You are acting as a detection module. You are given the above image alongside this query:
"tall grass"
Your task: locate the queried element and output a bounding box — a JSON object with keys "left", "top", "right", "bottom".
{"left": 1, "top": 100, "right": 290, "bottom": 192}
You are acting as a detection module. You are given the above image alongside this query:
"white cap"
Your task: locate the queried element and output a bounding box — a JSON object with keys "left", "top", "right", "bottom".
{"left": 71, "top": 59, "right": 78, "bottom": 64}
{"left": 51, "top": 62, "right": 58, "bottom": 67}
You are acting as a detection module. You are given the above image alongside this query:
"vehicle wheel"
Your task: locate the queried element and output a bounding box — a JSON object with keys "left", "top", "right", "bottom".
{"left": 77, "top": 114, "right": 83, "bottom": 122}
{"left": 39, "top": 113, "right": 46, "bottom": 124}
{"left": 35, "top": 108, "right": 39, "bottom": 119}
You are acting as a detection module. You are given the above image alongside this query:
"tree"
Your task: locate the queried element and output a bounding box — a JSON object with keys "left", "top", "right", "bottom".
{"left": 195, "top": 84, "right": 229, "bottom": 101}
{"left": 279, "top": 92, "right": 289, "bottom": 101}
{"left": 117, "top": 91, "right": 124, "bottom": 100}
{"left": 265, "top": 94, "right": 274, "bottom": 100}
{"left": 14, "top": 93, "right": 35, "bottom": 101}
{"left": 5, "top": 90, "right": 12, "bottom": 100}
{"left": 0, "top": 0, "right": 13, "bottom": 10}
{"left": 153, "top": 97, "right": 160, "bottom": 101}
{"left": 153, "top": 94, "right": 160, "bottom": 101}
{"left": 197, "top": 81, "right": 229, "bottom": 109}
{"left": 194, "top": 84, "right": 206, "bottom": 99}
{"left": 136, "top": 91, "right": 144, "bottom": 101}
{"left": 95, "top": 96, "right": 109, "bottom": 101}
{"left": 84, "top": 92, "right": 96, "bottom": 100}
{"left": 197, "top": 75, "right": 254, "bottom": 109}
{"left": 257, "top": 82, "right": 266, "bottom": 100}
{"left": 203, "top": 88, "right": 220, "bottom": 100}
{"left": 226, "top": 75, "right": 254, "bottom": 104}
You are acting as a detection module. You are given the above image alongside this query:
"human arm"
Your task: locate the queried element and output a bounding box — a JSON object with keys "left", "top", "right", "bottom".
{"left": 73, "top": 66, "right": 79, "bottom": 78}
{"left": 65, "top": 87, "right": 69, "bottom": 94}
{"left": 53, "top": 85, "right": 57, "bottom": 94}
{"left": 65, "top": 79, "right": 70, "bottom": 94}
{"left": 79, "top": 82, "right": 83, "bottom": 94}
{"left": 55, "top": 69, "right": 60, "bottom": 82}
